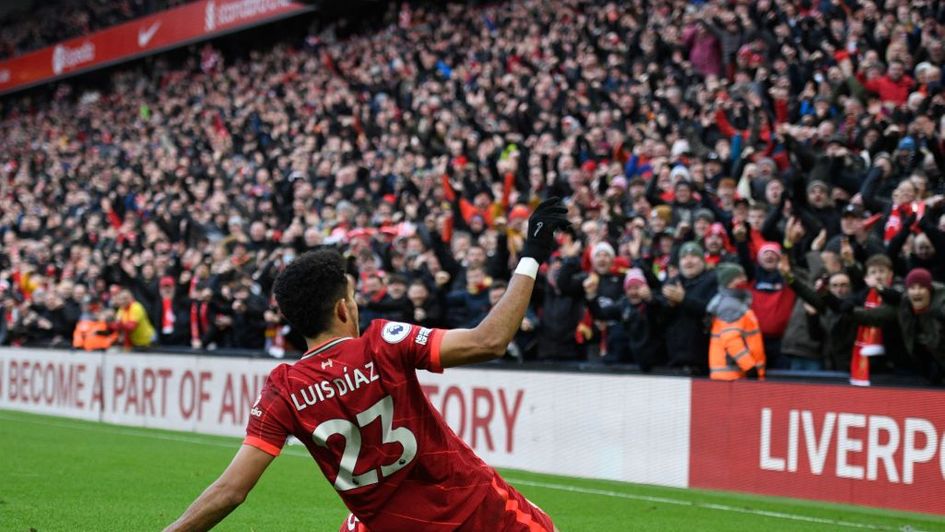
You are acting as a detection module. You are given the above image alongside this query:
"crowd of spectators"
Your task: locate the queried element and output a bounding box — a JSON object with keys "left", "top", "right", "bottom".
{"left": 0, "top": 0, "right": 194, "bottom": 60}
{"left": 1, "top": 0, "right": 945, "bottom": 385}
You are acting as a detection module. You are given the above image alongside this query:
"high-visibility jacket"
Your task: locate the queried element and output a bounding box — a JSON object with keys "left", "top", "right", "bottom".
{"left": 709, "top": 310, "right": 766, "bottom": 380}
{"left": 72, "top": 320, "right": 118, "bottom": 351}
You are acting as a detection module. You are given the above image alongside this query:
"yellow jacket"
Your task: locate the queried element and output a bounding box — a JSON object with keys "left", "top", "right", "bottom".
{"left": 115, "top": 301, "right": 156, "bottom": 347}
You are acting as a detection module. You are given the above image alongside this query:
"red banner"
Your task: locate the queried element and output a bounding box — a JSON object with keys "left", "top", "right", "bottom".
{"left": 0, "top": 0, "right": 311, "bottom": 95}
{"left": 689, "top": 380, "right": 945, "bottom": 515}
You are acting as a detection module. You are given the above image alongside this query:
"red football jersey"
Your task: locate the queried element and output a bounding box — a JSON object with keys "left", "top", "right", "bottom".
{"left": 244, "top": 320, "right": 495, "bottom": 531}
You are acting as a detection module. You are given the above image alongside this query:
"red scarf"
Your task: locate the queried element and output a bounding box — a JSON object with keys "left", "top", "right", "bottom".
{"left": 884, "top": 202, "right": 924, "bottom": 244}
{"left": 575, "top": 309, "right": 594, "bottom": 345}
{"left": 161, "top": 298, "right": 175, "bottom": 335}
{"left": 369, "top": 287, "right": 388, "bottom": 302}
{"left": 190, "top": 301, "right": 210, "bottom": 342}
{"left": 850, "top": 288, "right": 884, "bottom": 386}
{"left": 188, "top": 274, "right": 199, "bottom": 297}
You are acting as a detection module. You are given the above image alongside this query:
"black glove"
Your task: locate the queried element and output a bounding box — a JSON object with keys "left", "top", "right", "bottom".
{"left": 521, "top": 197, "right": 569, "bottom": 263}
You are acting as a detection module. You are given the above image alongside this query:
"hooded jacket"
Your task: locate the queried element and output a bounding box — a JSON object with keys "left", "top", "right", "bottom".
{"left": 707, "top": 288, "right": 766, "bottom": 380}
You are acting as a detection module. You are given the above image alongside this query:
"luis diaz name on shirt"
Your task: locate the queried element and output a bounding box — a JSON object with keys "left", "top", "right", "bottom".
{"left": 290, "top": 362, "right": 380, "bottom": 411}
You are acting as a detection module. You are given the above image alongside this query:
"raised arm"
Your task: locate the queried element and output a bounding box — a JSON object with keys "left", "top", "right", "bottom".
{"left": 439, "top": 198, "right": 568, "bottom": 367}
{"left": 780, "top": 254, "right": 827, "bottom": 312}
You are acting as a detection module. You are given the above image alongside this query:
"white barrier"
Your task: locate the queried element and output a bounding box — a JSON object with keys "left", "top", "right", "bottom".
{"left": 0, "top": 349, "right": 278, "bottom": 436}
{"left": 0, "top": 348, "right": 691, "bottom": 488}
{"left": 421, "top": 368, "right": 690, "bottom": 487}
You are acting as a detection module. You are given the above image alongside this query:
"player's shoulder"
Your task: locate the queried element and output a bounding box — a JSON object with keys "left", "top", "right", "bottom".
{"left": 263, "top": 362, "right": 293, "bottom": 391}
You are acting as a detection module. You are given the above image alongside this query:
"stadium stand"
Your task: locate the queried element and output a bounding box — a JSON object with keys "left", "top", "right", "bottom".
{"left": 1, "top": 0, "right": 944, "bottom": 387}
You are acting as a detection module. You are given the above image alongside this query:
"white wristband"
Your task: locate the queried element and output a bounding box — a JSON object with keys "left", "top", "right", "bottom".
{"left": 514, "top": 257, "right": 540, "bottom": 279}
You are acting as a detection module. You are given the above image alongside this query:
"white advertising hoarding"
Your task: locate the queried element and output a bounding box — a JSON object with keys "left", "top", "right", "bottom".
{"left": 418, "top": 368, "right": 690, "bottom": 487}
{"left": 0, "top": 349, "right": 691, "bottom": 488}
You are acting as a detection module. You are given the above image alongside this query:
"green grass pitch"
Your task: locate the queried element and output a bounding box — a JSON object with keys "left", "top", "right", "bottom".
{"left": 1, "top": 409, "right": 943, "bottom": 531}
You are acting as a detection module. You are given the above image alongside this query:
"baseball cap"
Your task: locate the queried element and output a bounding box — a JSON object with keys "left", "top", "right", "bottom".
{"left": 842, "top": 204, "right": 866, "bottom": 218}
{"left": 160, "top": 276, "right": 175, "bottom": 288}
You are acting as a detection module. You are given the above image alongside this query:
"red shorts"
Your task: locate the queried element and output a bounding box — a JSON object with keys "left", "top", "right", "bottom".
{"left": 338, "top": 474, "right": 554, "bottom": 532}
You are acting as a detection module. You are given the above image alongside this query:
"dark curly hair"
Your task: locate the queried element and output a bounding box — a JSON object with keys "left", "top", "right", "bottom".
{"left": 272, "top": 249, "right": 348, "bottom": 338}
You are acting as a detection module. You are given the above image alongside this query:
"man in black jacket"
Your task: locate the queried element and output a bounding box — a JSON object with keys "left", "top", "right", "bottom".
{"left": 654, "top": 241, "right": 717, "bottom": 375}
{"left": 21, "top": 290, "right": 76, "bottom": 348}
{"left": 229, "top": 283, "right": 268, "bottom": 350}
{"left": 535, "top": 245, "right": 585, "bottom": 362}
{"left": 363, "top": 274, "right": 413, "bottom": 324}
{"left": 406, "top": 280, "right": 445, "bottom": 329}
{"left": 781, "top": 258, "right": 857, "bottom": 372}
{"left": 156, "top": 276, "right": 192, "bottom": 347}
{"left": 558, "top": 240, "right": 626, "bottom": 360}
{"left": 847, "top": 268, "right": 945, "bottom": 385}
{"left": 586, "top": 268, "right": 664, "bottom": 370}
{"left": 824, "top": 204, "right": 884, "bottom": 265}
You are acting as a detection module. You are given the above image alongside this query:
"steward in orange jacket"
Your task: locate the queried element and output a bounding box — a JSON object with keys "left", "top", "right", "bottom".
{"left": 73, "top": 318, "right": 118, "bottom": 351}
{"left": 708, "top": 263, "right": 766, "bottom": 380}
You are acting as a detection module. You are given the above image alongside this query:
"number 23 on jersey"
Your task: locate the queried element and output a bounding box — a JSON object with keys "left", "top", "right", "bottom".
{"left": 313, "top": 395, "right": 418, "bottom": 491}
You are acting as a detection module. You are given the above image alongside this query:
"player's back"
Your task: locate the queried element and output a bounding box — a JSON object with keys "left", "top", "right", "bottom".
{"left": 246, "top": 320, "right": 494, "bottom": 531}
